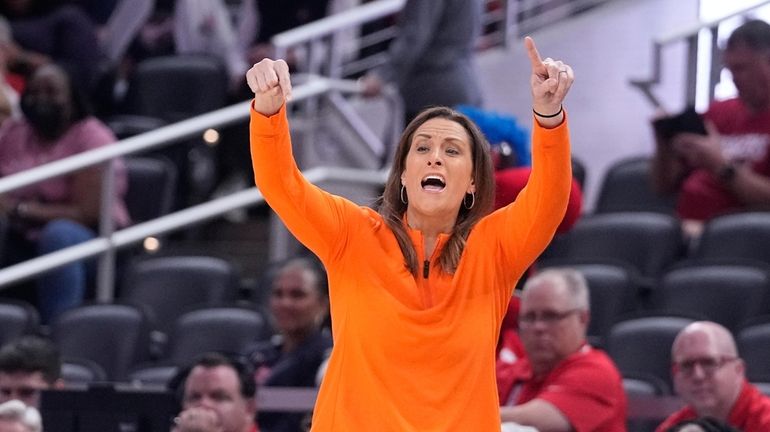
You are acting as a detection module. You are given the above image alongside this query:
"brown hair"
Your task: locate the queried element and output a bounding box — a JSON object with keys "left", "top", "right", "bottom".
{"left": 377, "top": 106, "right": 494, "bottom": 276}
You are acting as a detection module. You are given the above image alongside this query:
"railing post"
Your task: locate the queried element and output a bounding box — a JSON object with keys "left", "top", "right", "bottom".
{"left": 708, "top": 25, "right": 721, "bottom": 103}
{"left": 502, "top": 0, "right": 519, "bottom": 46}
{"left": 96, "top": 161, "right": 117, "bottom": 302}
{"left": 685, "top": 34, "right": 699, "bottom": 106}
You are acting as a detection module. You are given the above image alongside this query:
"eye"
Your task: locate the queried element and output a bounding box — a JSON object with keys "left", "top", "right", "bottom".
{"left": 415, "top": 145, "right": 429, "bottom": 153}
{"left": 446, "top": 147, "right": 460, "bottom": 156}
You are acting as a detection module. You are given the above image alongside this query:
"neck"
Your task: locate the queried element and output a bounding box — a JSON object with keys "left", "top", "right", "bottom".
{"left": 404, "top": 208, "right": 456, "bottom": 239}
{"left": 282, "top": 327, "right": 315, "bottom": 353}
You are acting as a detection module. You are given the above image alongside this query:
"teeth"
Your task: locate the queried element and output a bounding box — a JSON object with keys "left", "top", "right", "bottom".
{"left": 421, "top": 175, "right": 446, "bottom": 189}
{"left": 422, "top": 175, "right": 445, "bottom": 183}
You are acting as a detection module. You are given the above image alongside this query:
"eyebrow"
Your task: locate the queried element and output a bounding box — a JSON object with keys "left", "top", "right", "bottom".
{"left": 413, "top": 133, "right": 466, "bottom": 144}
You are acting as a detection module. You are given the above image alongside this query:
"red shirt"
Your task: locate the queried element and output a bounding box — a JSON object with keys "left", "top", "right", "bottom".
{"left": 677, "top": 98, "right": 770, "bottom": 220}
{"left": 498, "top": 344, "right": 627, "bottom": 432}
{"left": 656, "top": 381, "right": 770, "bottom": 432}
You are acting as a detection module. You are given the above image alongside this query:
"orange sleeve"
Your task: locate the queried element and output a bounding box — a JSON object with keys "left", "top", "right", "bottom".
{"left": 480, "top": 113, "right": 572, "bottom": 287}
{"left": 249, "top": 103, "right": 353, "bottom": 261}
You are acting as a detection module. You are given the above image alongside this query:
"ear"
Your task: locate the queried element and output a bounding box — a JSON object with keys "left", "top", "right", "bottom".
{"left": 578, "top": 309, "right": 590, "bottom": 327}
{"left": 735, "top": 358, "right": 746, "bottom": 376}
{"left": 467, "top": 179, "right": 476, "bottom": 194}
{"left": 246, "top": 397, "right": 258, "bottom": 417}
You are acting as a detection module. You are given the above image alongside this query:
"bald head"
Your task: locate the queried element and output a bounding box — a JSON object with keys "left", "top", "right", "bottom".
{"left": 671, "top": 321, "right": 745, "bottom": 421}
{"left": 672, "top": 321, "right": 738, "bottom": 359}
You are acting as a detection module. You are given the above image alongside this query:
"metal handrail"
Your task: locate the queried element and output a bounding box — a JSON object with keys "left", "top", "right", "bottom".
{"left": 0, "top": 76, "right": 394, "bottom": 301}
{"left": 630, "top": 0, "right": 770, "bottom": 109}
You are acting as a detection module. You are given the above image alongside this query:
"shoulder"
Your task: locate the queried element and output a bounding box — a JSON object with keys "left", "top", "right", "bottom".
{"left": 69, "top": 117, "right": 117, "bottom": 149}
{"left": 0, "top": 117, "right": 29, "bottom": 142}
{"left": 552, "top": 347, "right": 623, "bottom": 386}
{"left": 704, "top": 98, "right": 744, "bottom": 120}
{"left": 656, "top": 408, "right": 696, "bottom": 432}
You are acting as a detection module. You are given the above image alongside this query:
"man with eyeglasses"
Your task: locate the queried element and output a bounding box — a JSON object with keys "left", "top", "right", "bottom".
{"left": 656, "top": 321, "right": 770, "bottom": 432}
{"left": 0, "top": 336, "right": 63, "bottom": 409}
{"left": 498, "top": 268, "right": 626, "bottom": 431}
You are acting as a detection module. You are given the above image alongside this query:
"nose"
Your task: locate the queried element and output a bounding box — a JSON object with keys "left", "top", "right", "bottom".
{"left": 427, "top": 149, "right": 443, "bottom": 166}
{"left": 690, "top": 363, "right": 708, "bottom": 379}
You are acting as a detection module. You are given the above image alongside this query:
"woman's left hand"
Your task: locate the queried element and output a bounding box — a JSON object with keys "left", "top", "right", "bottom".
{"left": 525, "top": 36, "right": 574, "bottom": 127}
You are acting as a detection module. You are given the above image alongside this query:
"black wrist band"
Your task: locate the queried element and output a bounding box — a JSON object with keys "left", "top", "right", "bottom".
{"left": 533, "top": 105, "right": 563, "bottom": 118}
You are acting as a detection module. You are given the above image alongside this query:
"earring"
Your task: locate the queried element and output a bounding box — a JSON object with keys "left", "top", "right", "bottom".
{"left": 463, "top": 192, "right": 475, "bottom": 209}
{"left": 400, "top": 185, "right": 408, "bottom": 204}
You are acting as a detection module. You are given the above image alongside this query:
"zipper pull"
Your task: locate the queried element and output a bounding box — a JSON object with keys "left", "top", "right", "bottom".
{"left": 423, "top": 260, "right": 430, "bottom": 279}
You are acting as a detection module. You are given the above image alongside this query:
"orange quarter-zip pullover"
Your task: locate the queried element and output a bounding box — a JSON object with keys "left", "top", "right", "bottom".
{"left": 250, "top": 103, "right": 571, "bottom": 431}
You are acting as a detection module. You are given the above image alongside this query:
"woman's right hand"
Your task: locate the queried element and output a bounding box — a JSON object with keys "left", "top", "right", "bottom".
{"left": 246, "top": 58, "right": 293, "bottom": 116}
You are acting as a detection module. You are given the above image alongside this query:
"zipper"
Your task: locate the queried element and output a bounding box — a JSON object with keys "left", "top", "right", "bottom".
{"left": 423, "top": 260, "right": 430, "bottom": 279}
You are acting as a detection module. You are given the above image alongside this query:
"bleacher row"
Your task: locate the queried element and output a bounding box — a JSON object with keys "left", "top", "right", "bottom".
{"left": 540, "top": 155, "right": 770, "bottom": 405}
{"left": 0, "top": 255, "right": 272, "bottom": 387}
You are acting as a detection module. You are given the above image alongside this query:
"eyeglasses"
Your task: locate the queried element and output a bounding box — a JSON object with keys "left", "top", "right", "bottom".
{"left": 672, "top": 356, "right": 738, "bottom": 377}
{"left": 519, "top": 308, "right": 582, "bottom": 326}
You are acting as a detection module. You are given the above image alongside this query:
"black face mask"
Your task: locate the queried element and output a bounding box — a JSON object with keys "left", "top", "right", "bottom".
{"left": 21, "top": 98, "right": 69, "bottom": 140}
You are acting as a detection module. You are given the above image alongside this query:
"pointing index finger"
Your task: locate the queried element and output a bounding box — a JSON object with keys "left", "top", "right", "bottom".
{"left": 525, "top": 36, "right": 543, "bottom": 70}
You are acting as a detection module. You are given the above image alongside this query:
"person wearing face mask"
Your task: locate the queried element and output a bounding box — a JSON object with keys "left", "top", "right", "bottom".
{"left": 243, "top": 256, "right": 331, "bottom": 432}
{"left": 0, "top": 63, "right": 130, "bottom": 324}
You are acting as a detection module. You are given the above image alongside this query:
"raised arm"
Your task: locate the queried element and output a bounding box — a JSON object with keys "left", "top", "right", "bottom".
{"left": 246, "top": 60, "right": 353, "bottom": 261}
{"left": 483, "top": 38, "right": 573, "bottom": 273}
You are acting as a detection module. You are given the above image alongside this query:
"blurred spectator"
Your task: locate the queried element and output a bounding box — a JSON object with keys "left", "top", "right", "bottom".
{"left": 498, "top": 268, "right": 626, "bottom": 431}
{"left": 170, "top": 352, "right": 258, "bottom": 432}
{"left": 0, "top": 0, "right": 102, "bottom": 92}
{"left": 246, "top": 0, "right": 330, "bottom": 66}
{"left": 457, "top": 106, "right": 583, "bottom": 234}
{"left": 0, "top": 400, "right": 42, "bottom": 432}
{"left": 360, "top": 0, "right": 484, "bottom": 122}
{"left": 0, "top": 336, "right": 63, "bottom": 409}
{"left": 0, "top": 64, "right": 130, "bottom": 323}
{"left": 244, "top": 257, "right": 331, "bottom": 432}
{"left": 173, "top": 0, "right": 250, "bottom": 90}
{"left": 651, "top": 19, "right": 770, "bottom": 237}
{"left": 656, "top": 321, "right": 770, "bottom": 432}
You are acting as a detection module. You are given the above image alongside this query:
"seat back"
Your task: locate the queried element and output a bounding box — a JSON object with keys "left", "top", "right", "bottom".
{"left": 124, "top": 157, "right": 178, "bottom": 224}
{"left": 606, "top": 316, "right": 694, "bottom": 393}
{"left": 694, "top": 212, "right": 770, "bottom": 267}
{"left": 51, "top": 303, "right": 151, "bottom": 381}
{"left": 167, "top": 307, "right": 266, "bottom": 364}
{"left": 0, "top": 300, "right": 40, "bottom": 346}
{"left": 543, "top": 212, "right": 684, "bottom": 284}
{"left": 121, "top": 256, "right": 240, "bottom": 336}
{"left": 738, "top": 322, "right": 770, "bottom": 383}
{"left": 61, "top": 357, "right": 108, "bottom": 386}
{"left": 127, "top": 364, "right": 180, "bottom": 388}
{"left": 650, "top": 264, "right": 770, "bottom": 332}
{"left": 595, "top": 156, "right": 677, "bottom": 214}
{"left": 125, "top": 55, "right": 228, "bottom": 122}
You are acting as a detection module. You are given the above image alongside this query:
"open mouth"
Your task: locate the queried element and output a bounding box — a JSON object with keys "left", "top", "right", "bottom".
{"left": 421, "top": 175, "right": 446, "bottom": 192}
